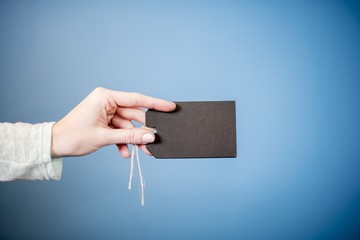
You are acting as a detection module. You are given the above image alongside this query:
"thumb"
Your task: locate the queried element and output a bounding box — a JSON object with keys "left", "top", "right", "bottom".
{"left": 102, "top": 128, "right": 155, "bottom": 145}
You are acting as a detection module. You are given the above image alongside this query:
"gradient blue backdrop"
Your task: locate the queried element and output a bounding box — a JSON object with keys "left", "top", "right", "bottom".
{"left": 1, "top": 1, "right": 360, "bottom": 239}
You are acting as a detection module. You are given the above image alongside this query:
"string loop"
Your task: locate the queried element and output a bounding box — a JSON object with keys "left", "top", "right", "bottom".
{"left": 128, "top": 144, "right": 145, "bottom": 206}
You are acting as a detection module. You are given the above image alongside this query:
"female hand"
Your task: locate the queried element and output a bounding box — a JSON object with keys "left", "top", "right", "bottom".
{"left": 51, "top": 87, "right": 176, "bottom": 158}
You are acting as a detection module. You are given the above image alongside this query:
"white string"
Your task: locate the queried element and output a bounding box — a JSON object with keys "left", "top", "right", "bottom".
{"left": 128, "top": 145, "right": 135, "bottom": 190}
{"left": 127, "top": 127, "right": 156, "bottom": 206}
{"left": 128, "top": 144, "right": 145, "bottom": 206}
{"left": 136, "top": 145, "right": 145, "bottom": 206}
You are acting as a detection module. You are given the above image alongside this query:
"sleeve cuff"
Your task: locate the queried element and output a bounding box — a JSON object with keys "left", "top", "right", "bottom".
{"left": 43, "top": 122, "right": 63, "bottom": 180}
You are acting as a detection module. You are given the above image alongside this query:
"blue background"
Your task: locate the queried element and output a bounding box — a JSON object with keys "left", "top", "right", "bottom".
{"left": 1, "top": 1, "right": 360, "bottom": 239}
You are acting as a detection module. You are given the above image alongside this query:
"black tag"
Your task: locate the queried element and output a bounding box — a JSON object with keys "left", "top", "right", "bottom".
{"left": 146, "top": 101, "right": 237, "bottom": 159}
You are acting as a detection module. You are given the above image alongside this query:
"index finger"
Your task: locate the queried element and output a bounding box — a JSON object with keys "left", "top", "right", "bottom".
{"left": 110, "top": 91, "right": 176, "bottom": 112}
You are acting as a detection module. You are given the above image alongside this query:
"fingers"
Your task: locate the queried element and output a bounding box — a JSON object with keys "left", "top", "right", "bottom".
{"left": 111, "top": 116, "right": 152, "bottom": 158}
{"left": 110, "top": 90, "right": 176, "bottom": 112}
{"left": 139, "top": 144, "right": 152, "bottom": 156}
{"left": 108, "top": 116, "right": 154, "bottom": 157}
{"left": 111, "top": 116, "right": 134, "bottom": 158}
{"left": 111, "top": 115, "right": 134, "bottom": 129}
{"left": 103, "top": 128, "right": 155, "bottom": 146}
{"left": 117, "top": 144, "right": 130, "bottom": 158}
{"left": 93, "top": 87, "right": 167, "bottom": 156}
{"left": 118, "top": 142, "right": 152, "bottom": 158}
{"left": 116, "top": 107, "right": 145, "bottom": 125}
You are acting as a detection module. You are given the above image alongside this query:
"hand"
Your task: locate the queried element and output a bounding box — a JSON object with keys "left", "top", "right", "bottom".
{"left": 51, "top": 87, "right": 176, "bottom": 158}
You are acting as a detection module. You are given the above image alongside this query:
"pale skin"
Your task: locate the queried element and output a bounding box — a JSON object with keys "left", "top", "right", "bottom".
{"left": 51, "top": 87, "right": 176, "bottom": 158}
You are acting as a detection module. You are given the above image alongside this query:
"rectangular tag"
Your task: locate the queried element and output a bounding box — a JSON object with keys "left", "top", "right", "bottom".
{"left": 146, "top": 101, "right": 237, "bottom": 159}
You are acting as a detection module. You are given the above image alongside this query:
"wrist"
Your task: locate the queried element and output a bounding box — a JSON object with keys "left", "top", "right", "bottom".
{"left": 51, "top": 122, "right": 64, "bottom": 158}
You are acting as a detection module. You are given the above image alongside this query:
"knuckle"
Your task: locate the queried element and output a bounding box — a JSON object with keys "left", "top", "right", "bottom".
{"left": 131, "top": 92, "right": 143, "bottom": 102}
{"left": 131, "top": 92, "right": 141, "bottom": 97}
{"left": 124, "top": 131, "right": 136, "bottom": 144}
{"left": 92, "top": 87, "right": 111, "bottom": 100}
{"left": 93, "top": 87, "right": 106, "bottom": 94}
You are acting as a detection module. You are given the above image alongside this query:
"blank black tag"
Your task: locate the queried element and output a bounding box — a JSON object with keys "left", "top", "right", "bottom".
{"left": 146, "top": 101, "right": 237, "bottom": 159}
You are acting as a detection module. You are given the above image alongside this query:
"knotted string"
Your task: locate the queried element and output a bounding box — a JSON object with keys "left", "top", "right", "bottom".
{"left": 128, "top": 144, "right": 145, "bottom": 206}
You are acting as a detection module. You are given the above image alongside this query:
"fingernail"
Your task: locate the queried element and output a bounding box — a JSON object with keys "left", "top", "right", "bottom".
{"left": 142, "top": 133, "right": 155, "bottom": 143}
{"left": 170, "top": 102, "right": 177, "bottom": 109}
